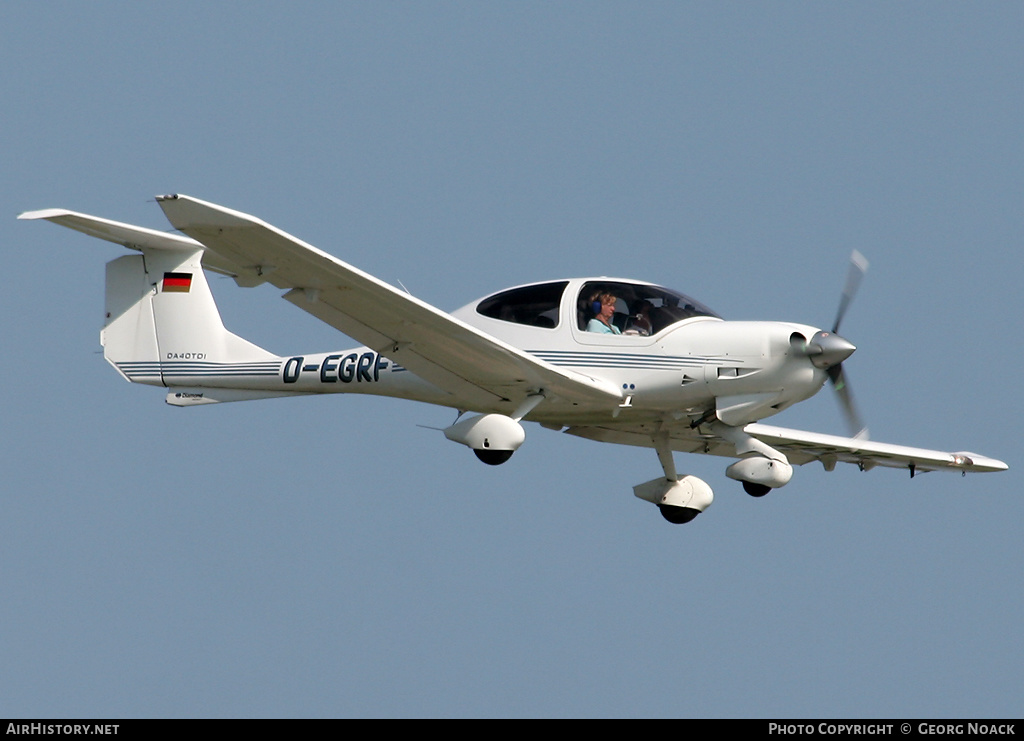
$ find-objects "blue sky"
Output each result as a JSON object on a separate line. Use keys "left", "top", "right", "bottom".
{"left": 2, "top": 2, "right": 1021, "bottom": 718}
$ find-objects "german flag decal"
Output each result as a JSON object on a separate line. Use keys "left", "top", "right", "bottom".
{"left": 163, "top": 272, "right": 192, "bottom": 293}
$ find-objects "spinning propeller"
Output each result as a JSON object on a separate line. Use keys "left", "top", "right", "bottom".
{"left": 802, "top": 250, "right": 870, "bottom": 439}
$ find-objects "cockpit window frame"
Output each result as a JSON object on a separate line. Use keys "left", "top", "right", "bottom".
{"left": 475, "top": 280, "right": 569, "bottom": 330}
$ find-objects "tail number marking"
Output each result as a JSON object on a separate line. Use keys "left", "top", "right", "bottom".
{"left": 283, "top": 353, "right": 389, "bottom": 384}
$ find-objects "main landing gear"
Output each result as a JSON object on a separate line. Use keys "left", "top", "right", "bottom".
{"left": 742, "top": 481, "right": 771, "bottom": 498}
{"left": 635, "top": 423, "right": 795, "bottom": 523}
{"left": 632, "top": 431, "right": 714, "bottom": 524}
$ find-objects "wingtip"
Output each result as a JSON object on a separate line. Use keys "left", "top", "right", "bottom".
{"left": 953, "top": 451, "right": 1009, "bottom": 472}
{"left": 18, "top": 208, "right": 69, "bottom": 221}
{"left": 157, "top": 193, "right": 262, "bottom": 231}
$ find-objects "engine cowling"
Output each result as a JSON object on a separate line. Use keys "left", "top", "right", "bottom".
{"left": 443, "top": 413, "right": 526, "bottom": 465}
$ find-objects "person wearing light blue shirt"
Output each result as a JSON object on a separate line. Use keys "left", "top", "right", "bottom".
{"left": 587, "top": 292, "right": 622, "bottom": 334}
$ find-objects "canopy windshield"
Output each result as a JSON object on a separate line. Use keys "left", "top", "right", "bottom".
{"left": 578, "top": 281, "right": 720, "bottom": 335}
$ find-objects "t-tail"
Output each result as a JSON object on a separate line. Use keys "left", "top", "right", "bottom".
{"left": 20, "top": 208, "right": 294, "bottom": 406}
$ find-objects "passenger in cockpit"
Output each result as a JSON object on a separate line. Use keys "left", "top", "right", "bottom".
{"left": 587, "top": 292, "right": 622, "bottom": 334}
{"left": 625, "top": 299, "right": 654, "bottom": 336}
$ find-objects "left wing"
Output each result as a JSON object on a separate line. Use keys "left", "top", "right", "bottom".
{"left": 566, "top": 421, "right": 1007, "bottom": 475}
{"left": 154, "top": 194, "right": 622, "bottom": 412}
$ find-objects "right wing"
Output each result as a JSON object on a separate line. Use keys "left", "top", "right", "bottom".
{"left": 744, "top": 423, "right": 1008, "bottom": 474}
{"left": 155, "top": 194, "right": 622, "bottom": 412}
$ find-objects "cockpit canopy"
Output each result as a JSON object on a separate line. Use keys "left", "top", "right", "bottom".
{"left": 476, "top": 281, "right": 567, "bottom": 329}
{"left": 576, "top": 280, "right": 720, "bottom": 335}
{"left": 474, "top": 279, "right": 719, "bottom": 336}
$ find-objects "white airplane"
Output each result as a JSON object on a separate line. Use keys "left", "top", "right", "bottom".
{"left": 21, "top": 195, "right": 1007, "bottom": 524}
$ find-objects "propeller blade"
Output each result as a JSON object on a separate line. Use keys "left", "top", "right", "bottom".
{"left": 827, "top": 363, "right": 868, "bottom": 440}
{"left": 832, "top": 249, "right": 869, "bottom": 334}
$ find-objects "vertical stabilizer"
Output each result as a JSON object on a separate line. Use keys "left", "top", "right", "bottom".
{"left": 102, "top": 246, "right": 276, "bottom": 386}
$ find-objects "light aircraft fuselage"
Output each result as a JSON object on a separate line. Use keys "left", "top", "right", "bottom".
{"left": 20, "top": 195, "right": 1006, "bottom": 524}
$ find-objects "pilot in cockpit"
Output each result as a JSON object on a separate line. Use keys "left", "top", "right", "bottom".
{"left": 586, "top": 292, "right": 622, "bottom": 334}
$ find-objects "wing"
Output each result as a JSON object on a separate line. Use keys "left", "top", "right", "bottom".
{"left": 565, "top": 421, "right": 1007, "bottom": 474}
{"left": 154, "top": 194, "right": 621, "bottom": 412}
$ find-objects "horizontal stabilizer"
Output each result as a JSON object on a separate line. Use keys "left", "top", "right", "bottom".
{"left": 19, "top": 208, "right": 242, "bottom": 278}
